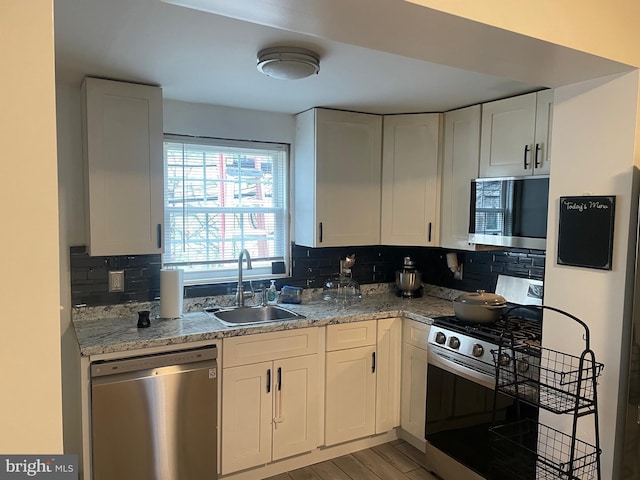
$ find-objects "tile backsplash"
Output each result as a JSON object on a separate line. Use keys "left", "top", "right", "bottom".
{"left": 70, "top": 246, "right": 162, "bottom": 306}
{"left": 70, "top": 244, "right": 545, "bottom": 307}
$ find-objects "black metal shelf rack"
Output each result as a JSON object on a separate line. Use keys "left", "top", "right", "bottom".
{"left": 490, "top": 305, "right": 604, "bottom": 480}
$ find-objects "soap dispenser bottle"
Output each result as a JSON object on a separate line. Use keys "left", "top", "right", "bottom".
{"left": 267, "top": 280, "right": 278, "bottom": 304}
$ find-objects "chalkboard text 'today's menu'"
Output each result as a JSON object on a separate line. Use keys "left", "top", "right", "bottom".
{"left": 558, "top": 195, "right": 615, "bottom": 270}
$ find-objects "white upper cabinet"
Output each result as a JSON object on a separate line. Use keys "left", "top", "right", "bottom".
{"left": 479, "top": 90, "right": 553, "bottom": 177}
{"left": 82, "top": 77, "right": 164, "bottom": 256}
{"left": 440, "top": 105, "right": 481, "bottom": 250}
{"left": 533, "top": 89, "right": 554, "bottom": 175}
{"left": 381, "top": 114, "right": 441, "bottom": 246}
{"left": 295, "top": 108, "right": 382, "bottom": 247}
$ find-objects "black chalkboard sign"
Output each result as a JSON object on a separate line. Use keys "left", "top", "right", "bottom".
{"left": 557, "top": 196, "right": 615, "bottom": 270}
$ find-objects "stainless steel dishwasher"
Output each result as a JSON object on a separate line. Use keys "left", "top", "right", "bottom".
{"left": 90, "top": 346, "right": 218, "bottom": 480}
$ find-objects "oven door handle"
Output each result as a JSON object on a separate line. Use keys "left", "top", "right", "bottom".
{"left": 427, "top": 347, "right": 496, "bottom": 390}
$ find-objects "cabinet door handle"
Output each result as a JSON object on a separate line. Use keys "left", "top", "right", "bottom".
{"left": 274, "top": 367, "right": 283, "bottom": 425}
{"left": 534, "top": 143, "right": 542, "bottom": 168}
{"left": 319, "top": 222, "right": 323, "bottom": 243}
{"left": 372, "top": 352, "right": 376, "bottom": 374}
{"left": 157, "top": 224, "right": 162, "bottom": 249}
{"left": 266, "top": 368, "right": 271, "bottom": 393}
{"left": 523, "top": 145, "right": 530, "bottom": 170}
{"left": 428, "top": 222, "right": 432, "bottom": 243}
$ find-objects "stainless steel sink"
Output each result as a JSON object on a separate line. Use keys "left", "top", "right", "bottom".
{"left": 204, "top": 305, "right": 305, "bottom": 326}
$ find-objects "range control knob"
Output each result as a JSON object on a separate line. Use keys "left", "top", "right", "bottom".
{"left": 435, "top": 332, "right": 446, "bottom": 345}
{"left": 472, "top": 344, "right": 484, "bottom": 357}
{"left": 498, "top": 352, "right": 512, "bottom": 366}
{"left": 448, "top": 337, "right": 461, "bottom": 350}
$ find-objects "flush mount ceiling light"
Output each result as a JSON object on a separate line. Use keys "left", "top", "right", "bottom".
{"left": 257, "top": 46, "right": 320, "bottom": 80}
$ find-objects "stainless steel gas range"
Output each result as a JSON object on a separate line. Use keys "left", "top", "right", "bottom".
{"left": 424, "top": 275, "right": 543, "bottom": 480}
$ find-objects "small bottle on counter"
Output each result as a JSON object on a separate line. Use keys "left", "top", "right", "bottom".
{"left": 267, "top": 280, "right": 278, "bottom": 304}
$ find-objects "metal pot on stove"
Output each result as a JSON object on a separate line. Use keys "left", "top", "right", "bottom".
{"left": 452, "top": 289, "right": 506, "bottom": 323}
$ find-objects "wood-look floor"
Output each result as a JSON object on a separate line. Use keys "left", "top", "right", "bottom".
{"left": 265, "top": 440, "right": 439, "bottom": 480}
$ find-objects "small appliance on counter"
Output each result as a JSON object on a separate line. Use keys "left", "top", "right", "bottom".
{"left": 323, "top": 254, "right": 362, "bottom": 305}
{"left": 395, "top": 256, "right": 423, "bottom": 298}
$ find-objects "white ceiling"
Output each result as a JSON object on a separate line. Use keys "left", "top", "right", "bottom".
{"left": 53, "top": 0, "right": 631, "bottom": 115}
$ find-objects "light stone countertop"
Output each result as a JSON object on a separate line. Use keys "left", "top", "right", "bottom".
{"left": 72, "top": 284, "right": 458, "bottom": 357}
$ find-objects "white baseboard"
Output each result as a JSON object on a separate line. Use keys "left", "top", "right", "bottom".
{"left": 397, "top": 429, "right": 426, "bottom": 452}
{"left": 220, "top": 430, "right": 399, "bottom": 480}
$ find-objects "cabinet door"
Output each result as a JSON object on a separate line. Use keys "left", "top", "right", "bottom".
{"left": 325, "top": 345, "right": 376, "bottom": 446}
{"left": 82, "top": 77, "right": 163, "bottom": 256}
{"left": 293, "top": 109, "right": 318, "bottom": 248}
{"left": 295, "top": 108, "right": 382, "bottom": 247}
{"left": 440, "top": 105, "right": 481, "bottom": 250}
{"left": 317, "top": 109, "right": 382, "bottom": 246}
{"left": 272, "top": 355, "right": 319, "bottom": 461}
{"left": 479, "top": 93, "right": 536, "bottom": 177}
{"left": 375, "top": 318, "right": 402, "bottom": 434}
{"left": 381, "top": 114, "right": 441, "bottom": 246}
{"left": 400, "top": 343, "right": 428, "bottom": 440}
{"left": 533, "top": 89, "right": 554, "bottom": 175}
{"left": 221, "top": 362, "right": 273, "bottom": 474}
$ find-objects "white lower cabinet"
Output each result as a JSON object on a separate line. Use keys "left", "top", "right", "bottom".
{"left": 400, "top": 319, "right": 430, "bottom": 442}
{"left": 221, "top": 328, "right": 320, "bottom": 474}
{"left": 325, "top": 345, "right": 377, "bottom": 445}
{"left": 375, "top": 318, "right": 402, "bottom": 434}
{"left": 272, "top": 355, "right": 319, "bottom": 461}
{"left": 221, "top": 361, "right": 273, "bottom": 473}
{"left": 325, "top": 319, "right": 401, "bottom": 446}
{"left": 221, "top": 320, "right": 406, "bottom": 474}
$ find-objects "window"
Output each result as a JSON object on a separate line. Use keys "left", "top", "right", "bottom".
{"left": 163, "top": 135, "right": 289, "bottom": 284}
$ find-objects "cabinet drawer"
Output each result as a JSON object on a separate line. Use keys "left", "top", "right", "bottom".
{"left": 402, "top": 319, "right": 430, "bottom": 350}
{"left": 326, "top": 320, "right": 377, "bottom": 351}
{"left": 223, "top": 327, "right": 319, "bottom": 367}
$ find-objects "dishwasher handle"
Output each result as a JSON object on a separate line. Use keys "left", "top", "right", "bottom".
{"left": 91, "top": 346, "right": 218, "bottom": 378}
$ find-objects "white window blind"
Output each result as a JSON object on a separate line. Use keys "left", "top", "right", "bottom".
{"left": 163, "top": 135, "right": 289, "bottom": 284}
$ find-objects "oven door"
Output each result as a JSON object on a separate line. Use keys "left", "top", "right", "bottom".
{"left": 425, "top": 348, "right": 537, "bottom": 480}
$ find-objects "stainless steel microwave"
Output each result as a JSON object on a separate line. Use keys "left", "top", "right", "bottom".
{"left": 468, "top": 176, "right": 549, "bottom": 250}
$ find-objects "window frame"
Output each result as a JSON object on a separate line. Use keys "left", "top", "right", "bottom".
{"left": 163, "top": 134, "right": 291, "bottom": 286}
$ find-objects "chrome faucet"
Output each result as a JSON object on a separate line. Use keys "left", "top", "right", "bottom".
{"left": 236, "top": 249, "right": 253, "bottom": 307}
